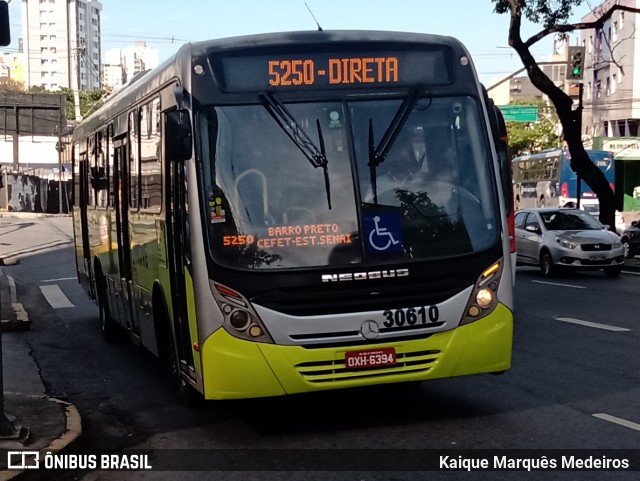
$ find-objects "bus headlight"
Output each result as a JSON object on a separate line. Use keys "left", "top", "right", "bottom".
{"left": 476, "top": 288, "right": 493, "bottom": 308}
{"left": 211, "top": 282, "right": 274, "bottom": 343}
{"left": 460, "top": 259, "right": 503, "bottom": 325}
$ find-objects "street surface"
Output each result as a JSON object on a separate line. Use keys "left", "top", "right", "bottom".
{"left": 1, "top": 215, "right": 640, "bottom": 480}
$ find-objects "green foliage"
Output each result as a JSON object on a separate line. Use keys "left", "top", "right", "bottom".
{"left": 505, "top": 99, "right": 561, "bottom": 156}
{"left": 492, "top": 0, "right": 584, "bottom": 28}
{"left": 57, "top": 88, "right": 105, "bottom": 120}
{"left": 53, "top": 87, "right": 105, "bottom": 119}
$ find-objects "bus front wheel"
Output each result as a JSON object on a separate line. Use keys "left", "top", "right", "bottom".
{"left": 154, "top": 299, "right": 203, "bottom": 407}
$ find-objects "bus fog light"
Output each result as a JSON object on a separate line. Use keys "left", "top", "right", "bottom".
{"left": 229, "top": 310, "right": 251, "bottom": 331}
{"left": 476, "top": 289, "right": 493, "bottom": 308}
{"left": 468, "top": 305, "right": 481, "bottom": 317}
{"left": 248, "top": 325, "right": 263, "bottom": 338}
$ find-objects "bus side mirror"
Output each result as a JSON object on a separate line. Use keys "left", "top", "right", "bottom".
{"left": 166, "top": 109, "right": 192, "bottom": 161}
{"left": 0, "top": 1, "right": 10, "bottom": 47}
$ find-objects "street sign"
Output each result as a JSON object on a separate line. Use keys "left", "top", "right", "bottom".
{"left": 497, "top": 104, "right": 539, "bottom": 122}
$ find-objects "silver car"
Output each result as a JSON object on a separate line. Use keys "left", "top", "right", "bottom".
{"left": 515, "top": 208, "right": 625, "bottom": 277}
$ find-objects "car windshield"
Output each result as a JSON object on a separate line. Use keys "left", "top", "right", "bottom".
{"left": 197, "top": 96, "right": 499, "bottom": 270}
{"left": 540, "top": 210, "right": 604, "bottom": 231}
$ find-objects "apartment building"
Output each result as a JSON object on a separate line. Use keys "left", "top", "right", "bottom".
{"left": 580, "top": 0, "right": 640, "bottom": 212}
{"left": 102, "top": 41, "right": 158, "bottom": 92}
{"left": 22, "top": 0, "right": 102, "bottom": 91}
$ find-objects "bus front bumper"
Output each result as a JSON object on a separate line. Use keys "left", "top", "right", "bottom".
{"left": 199, "top": 304, "right": 513, "bottom": 400}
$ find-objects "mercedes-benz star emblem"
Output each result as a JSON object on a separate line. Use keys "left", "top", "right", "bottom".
{"left": 360, "top": 320, "right": 380, "bottom": 340}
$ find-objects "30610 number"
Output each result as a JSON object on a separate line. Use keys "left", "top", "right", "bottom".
{"left": 383, "top": 306, "right": 439, "bottom": 328}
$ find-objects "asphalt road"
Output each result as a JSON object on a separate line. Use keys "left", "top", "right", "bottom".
{"left": 3, "top": 216, "right": 640, "bottom": 481}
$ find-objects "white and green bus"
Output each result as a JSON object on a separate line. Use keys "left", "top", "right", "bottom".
{"left": 72, "top": 30, "right": 515, "bottom": 401}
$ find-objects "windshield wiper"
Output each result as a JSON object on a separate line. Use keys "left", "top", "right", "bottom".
{"left": 367, "top": 84, "right": 424, "bottom": 204}
{"left": 260, "top": 90, "right": 332, "bottom": 209}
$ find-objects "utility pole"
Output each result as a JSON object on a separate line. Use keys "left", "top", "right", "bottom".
{"left": 72, "top": 47, "right": 82, "bottom": 122}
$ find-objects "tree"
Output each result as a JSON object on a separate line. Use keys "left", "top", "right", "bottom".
{"left": 492, "top": 0, "right": 640, "bottom": 230}
{"left": 58, "top": 88, "right": 105, "bottom": 120}
{"left": 506, "top": 99, "right": 561, "bottom": 156}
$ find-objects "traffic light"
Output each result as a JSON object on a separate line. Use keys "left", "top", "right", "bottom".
{"left": 566, "top": 46, "right": 586, "bottom": 80}
{"left": 0, "top": 1, "right": 10, "bottom": 47}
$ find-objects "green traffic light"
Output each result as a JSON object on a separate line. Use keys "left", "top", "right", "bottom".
{"left": 573, "top": 67, "right": 581, "bottom": 75}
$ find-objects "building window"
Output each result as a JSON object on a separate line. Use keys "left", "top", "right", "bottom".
{"left": 606, "top": 77, "right": 610, "bottom": 96}
{"left": 620, "top": 11, "right": 625, "bottom": 29}
{"left": 618, "top": 66, "right": 623, "bottom": 83}
{"left": 611, "top": 74, "right": 617, "bottom": 93}
{"left": 613, "top": 21, "right": 618, "bottom": 42}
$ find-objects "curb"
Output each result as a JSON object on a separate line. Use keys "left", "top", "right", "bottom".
{"left": 0, "top": 275, "right": 30, "bottom": 332}
{"left": 0, "top": 240, "right": 73, "bottom": 267}
{"left": 0, "top": 397, "right": 82, "bottom": 481}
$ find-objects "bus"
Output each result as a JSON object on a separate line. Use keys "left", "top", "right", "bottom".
{"left": 72, "top": 31, "right": 515, "bottom": 402}
{"left": 512, "top": 148, "right": 615, "bottom": 210}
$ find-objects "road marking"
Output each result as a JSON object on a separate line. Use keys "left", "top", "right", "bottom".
{"left": 531, "top": 280, "right": 586, "bottom": 289}
{"left": 593, "top": 413, "right": 640, "bottom": 432}
{"left": 622, "top": 269, "right": 640, "bottom": 276}
{"left": 39, "top": 277, "right": 77, "bottom": 283}
{"left": 39, "top": 284, "right": 75, "bottom": 309}
{"left": 556, "top": 317, "right": 629, "bottom": 332}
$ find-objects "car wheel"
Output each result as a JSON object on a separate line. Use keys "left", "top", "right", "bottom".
{"left": 539, "top": 250, "right": 555, "bottom": 277}
{"left": 604, "top": 266, "right": 622, "bottom": 277}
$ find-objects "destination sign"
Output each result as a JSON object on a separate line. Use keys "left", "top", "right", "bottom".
{"left": 268, "top": 57, "right": 399, "bottom": 87}
{"left": 222, "top": 223, "right": 353, "bottom": 249}
{"left": 215, "top": 46, "right": 454, "bottom": 91}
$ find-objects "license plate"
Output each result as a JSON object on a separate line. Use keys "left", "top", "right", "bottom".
{"left": 590, "top": 255, "right": 606, "bottom": 260}
{"left": 345, "top": 347, "right": 396, "bottom": 369}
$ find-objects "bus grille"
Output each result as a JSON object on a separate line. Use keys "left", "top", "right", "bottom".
{"left": 294, "top": 349, "right": 441, "bottom": 383}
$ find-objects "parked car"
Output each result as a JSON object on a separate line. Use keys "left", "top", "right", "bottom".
{"left": 514, "top": 208, "right": 625, "bottom": 277}
{"left": 620, "top": 220, "right": 640, "bottom": 259}
{"left": 561, "top": 201, "right": 625, "bottom": 234}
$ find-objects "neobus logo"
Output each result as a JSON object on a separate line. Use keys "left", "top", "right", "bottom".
{"left": 321, "top": 269, "right": 409, "bottom": 283}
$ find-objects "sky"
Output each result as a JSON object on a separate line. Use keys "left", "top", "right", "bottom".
{"left": 6, "top": 0, "right": 596, "bottom": 87}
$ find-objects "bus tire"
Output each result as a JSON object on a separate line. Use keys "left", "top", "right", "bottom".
{"left": 95, "top": 268, "right": 120, "bottom": 342}
{"left": 153, "top": 291, "right": 203, "bottom": 407}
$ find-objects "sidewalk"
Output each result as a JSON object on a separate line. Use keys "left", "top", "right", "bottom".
{"left": 0, "top": 268, "right": 81, "bottom": 480}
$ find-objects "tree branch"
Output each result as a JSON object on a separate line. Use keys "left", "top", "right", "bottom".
{"left": 524, "top": 4, "right": 640, "bottom": 48}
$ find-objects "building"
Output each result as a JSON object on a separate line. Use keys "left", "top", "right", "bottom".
{"left": 0, "top": 49, "right": 26, "bottom": 86}
{"left": 102, "top": 41, "right": 158, "bottom": 92}
{"left": 580, "top": 0, "right": 640, "bottom": 212}
{"left": 21, "top": 0, "right": 102, "bottom": 91}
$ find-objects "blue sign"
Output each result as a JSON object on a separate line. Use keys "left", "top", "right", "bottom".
{"left": 364, "top": 213, "right": 403, "bottom": 253}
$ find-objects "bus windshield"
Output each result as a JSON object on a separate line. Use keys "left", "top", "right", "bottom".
{"left": 198, "top": 95, "right": 499, "bottom": 270}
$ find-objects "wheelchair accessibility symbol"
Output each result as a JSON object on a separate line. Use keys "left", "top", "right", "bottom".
{"left": 364, "top": 213, "right": 403, "bottom": 253}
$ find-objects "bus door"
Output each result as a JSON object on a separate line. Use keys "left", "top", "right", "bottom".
{"left": 165, "top": 130, "right": 195, "bottom": 374}
{"left": 113, "top": 137, "right": 137, "bottom": 332}
{"left": 76, "top": 148, "right": 94, "bottom": 298}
